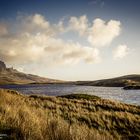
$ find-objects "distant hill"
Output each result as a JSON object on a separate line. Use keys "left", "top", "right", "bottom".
{"left": 1, "top": 60, "right": 140, "bottom": 87}
{"left": 76, "top": 75, "right": 140, "bottom": 87}
{"left": 0, "top": 61, "right": 61, "bottom": 84}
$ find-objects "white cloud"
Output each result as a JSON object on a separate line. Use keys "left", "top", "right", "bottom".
{"left": 69, "top": 15, "right": 89, "bottom": 36}
{"left": 32, "top": 14, "right": 65, "bottom": 34}
{"left": 19, "top": 14, "right": 64, "bottom": 36}
{"left": 113, "top": 44, "right": 130, "bottom": 59}
{"left": 88, "top": 18, "right": 121, "bottom": 47}
{"left": 22, "top": 14, "right": 50, "bottom": 31}
{"left": 68, "top": 16, "right": 121, "bottom": 47}
{"left": 45, "top": 38, "right": 101, "bottom": 65}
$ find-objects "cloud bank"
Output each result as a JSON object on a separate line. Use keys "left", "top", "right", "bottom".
{"left": 0, "top": 14, "right": 123, "bottom": 70}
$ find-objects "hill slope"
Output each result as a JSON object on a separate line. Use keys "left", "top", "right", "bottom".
{"left": 0, "top": 89, "right": 140, "bottom": 140}
{"left": 0, "top": 61, "right": 60, "bottom": 84}
{"left": 76, "top": 75, "right": 140, "bottom": 87}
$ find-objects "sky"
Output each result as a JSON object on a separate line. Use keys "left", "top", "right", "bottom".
{"left": 0, "top": 0, "right": 140, "bottom": 80}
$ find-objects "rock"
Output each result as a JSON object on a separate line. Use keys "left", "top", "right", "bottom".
{"left": 0, "top": 61, "right": 6, "bottom": 71}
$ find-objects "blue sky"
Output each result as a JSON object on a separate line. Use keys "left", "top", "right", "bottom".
{"left": 1, "top": 0, "right": 140, "bottom": 19}
{"left": 0, "top": 0, "right": 140, "bottom": 80}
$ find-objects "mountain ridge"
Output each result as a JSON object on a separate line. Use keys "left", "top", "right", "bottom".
{"left": 0, "top": 60, "right": 140, "bottom": 87}
{"left": 0, "top": 61, "right": 61, "bottom": 84}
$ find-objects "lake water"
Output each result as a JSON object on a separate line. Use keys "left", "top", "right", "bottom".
{"left": 0, "top": 84, "right": 140, "bottom": 106}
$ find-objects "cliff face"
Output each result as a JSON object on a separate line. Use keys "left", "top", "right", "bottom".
{"left": 0, "top": 60, "right": 61, "bottom": 84}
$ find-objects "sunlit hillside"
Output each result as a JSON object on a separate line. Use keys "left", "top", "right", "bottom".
{"left": 0, "top": 89, "right": 140, "bottom": 140}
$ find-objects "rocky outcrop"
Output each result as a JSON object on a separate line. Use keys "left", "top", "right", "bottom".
{"left": 0, "top": 61, "right": 6, "bottom": 71}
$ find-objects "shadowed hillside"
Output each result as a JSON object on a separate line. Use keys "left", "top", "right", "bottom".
{"left": 76, "top": 75, "right": 140, "bottom": 87}
{"left": 0, "top": 89, "right": 140, "bottom": 140}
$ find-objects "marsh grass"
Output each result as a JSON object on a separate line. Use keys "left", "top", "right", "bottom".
{"left": 0, "top": 89, "right": 140, "bottom": 140}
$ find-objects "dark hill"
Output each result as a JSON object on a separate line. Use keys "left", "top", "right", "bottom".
{"left": 76, "top": 75, "right": 140, "bottom": 87}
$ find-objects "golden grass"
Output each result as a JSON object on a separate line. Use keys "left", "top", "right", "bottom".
{"left": 0, "top": 89, "right": 140, "bottom": 140}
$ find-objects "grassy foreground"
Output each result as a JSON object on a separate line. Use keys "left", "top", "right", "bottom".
{"left": 0, "top": 89, "right": 140, "bottom": 140}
